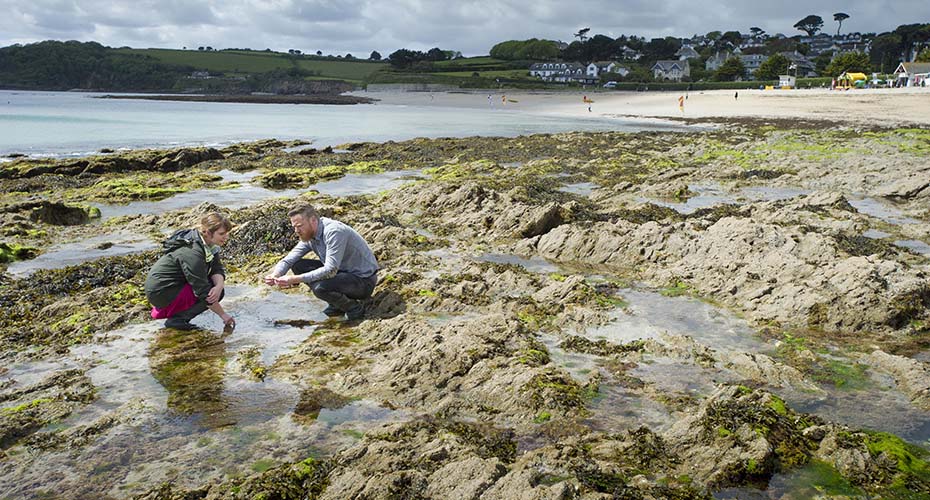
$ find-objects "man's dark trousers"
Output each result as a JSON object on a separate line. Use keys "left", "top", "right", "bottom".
{"left": 292, "top": 259, "right": 377, "bottom": 314}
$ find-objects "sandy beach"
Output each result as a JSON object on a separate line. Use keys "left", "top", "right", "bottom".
{"left": 357, "top": 86, "right": 930, "bottom": 127}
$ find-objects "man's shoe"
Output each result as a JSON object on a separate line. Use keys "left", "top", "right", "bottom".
{"left": 345, "top": 302, "right": 366, "bottom": 321}
{"left": 165, "top": 317, "right": 197, "bottom": 330}
{"left": 322, "top": 305, "right": 345, "bottom": 317}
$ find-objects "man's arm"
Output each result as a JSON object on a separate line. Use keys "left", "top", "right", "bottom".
{"left": 265, "top": 241, "right": 313, "bottom": 284}
{"left": 297, "top": 229, "right": 346, "bottom": 283}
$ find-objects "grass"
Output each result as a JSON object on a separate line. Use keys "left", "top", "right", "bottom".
{"left": 114, "top": 48, "right": 386, "bottom": 81}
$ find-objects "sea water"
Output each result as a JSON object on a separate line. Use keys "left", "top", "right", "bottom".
{"left": 0, "top": 90, "right": 688, "bottom": 159}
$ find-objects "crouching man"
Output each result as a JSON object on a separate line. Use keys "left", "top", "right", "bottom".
{"left": 264, "top": 205, "right": 378, "bottom": 321}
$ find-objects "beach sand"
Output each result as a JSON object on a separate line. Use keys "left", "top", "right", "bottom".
{"left": 355, "top": 87, "right": 930, "bottom": 127}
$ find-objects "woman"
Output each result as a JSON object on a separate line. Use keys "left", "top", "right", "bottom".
{"left": 144, "top": 212, "right": 236, "bottom": 331}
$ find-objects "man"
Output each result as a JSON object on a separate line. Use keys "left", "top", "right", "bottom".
{"left": 264, "top": 205, "right": 378, "bottom": 320}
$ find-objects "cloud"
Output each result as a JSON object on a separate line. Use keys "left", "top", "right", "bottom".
{"left": 0, "top": 0, "right": 928, "bottom": 55}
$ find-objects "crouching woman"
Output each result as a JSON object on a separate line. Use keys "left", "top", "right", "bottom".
{"left": 144, "top": 212, "right": 236, "bottom": 331}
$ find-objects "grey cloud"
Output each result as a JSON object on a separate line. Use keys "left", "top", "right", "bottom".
{"left": 1, "top": 0, "right": 928, "bottom": 56}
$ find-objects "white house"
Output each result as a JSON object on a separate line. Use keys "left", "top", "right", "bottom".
{"left": 586, "top": 61, "right": 616, "bottom": 77}
{"left": 618, "top": 46, "right": 642, "bottom": 61}
{"left": 705, "top": 51, "right": 731, "bottom": 71}
{"left": 894, "top": 62, "right": 930, "bottom": 87}
{"left": 675, "top": 46, "right": 700, "bottom": 60}
{"left": 739, "top": 54, "right": 768, "bottom": 78}
{"left": 529, "top": 62, "right": 596, "bottom": 84}
{"left": 652, "top": 60, "right": 690, "bottom": 81}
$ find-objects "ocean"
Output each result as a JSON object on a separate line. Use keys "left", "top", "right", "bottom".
{"left": 0, "top": 90, "right": 685, "bottom": 159}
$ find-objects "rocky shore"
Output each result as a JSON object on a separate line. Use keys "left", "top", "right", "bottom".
{"left": 1, "top": 124, "right": 929, "bottom": 498}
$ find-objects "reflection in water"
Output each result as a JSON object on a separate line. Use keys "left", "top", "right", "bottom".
{"left": 848, "top": 196, "right": 921, "bottom": 226}
{"left": 895, "top": 239, "right": 930, "bottom": 255}
{"left": 6, "top": 231, "right": 159, "bottom": 278}
{"left": 149, "top": 328, "right": 231, "bottom": 428}
{"left": 714, "top": 460, "right": 864, "bottom": 499}
{"left": 558, "top": 182, "right": 598, "bottom": 196}
{"left": 474, "top": 252, "right": 562, "bottom": 274}
{"left": 95, "top": 170, "right": 421, "bottom": 220}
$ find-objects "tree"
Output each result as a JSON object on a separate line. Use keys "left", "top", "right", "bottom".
{"left": 388, "top": 48, "right": 423, "bottom": 68}
{"left": 715, "top": 57, "right": 746, "bottom": 81}
{"left": 794, "top": 15, "right": 824, "bottom": 37}
{"left": 720, "top": 31, "right": 743, "bottom": 49}
{"left": 813, "top": 52, "right": 833, "bottom": 74}
{"left": 369, "top": 50, "right": 382, "bottom": 61}
{"left": 425, "top": 47, "right": 447, "bottom": 61}
{"left": 825, "top": 51, "right": 870, "bottom": 76}
{"left": 642, "top": 37, "right": 680, "bottom": 63}
{"left": 834, "top": 13, "right": 850, "bottom": 36}
{"left": 316, "top": 50, "right": 322, "bottom": 56}
{"left": 574, "top": 28, "right": 590, "bottom": 42}
{"left": 754, "top": 53, "right": 790, "bottom": 80}
{"left": 917, "top": 48, "right": 930, "bottom": 62}
{"left": 749, "top": 27, "right": 766, "bottom": 41}
{"left": 870, "top": 33, "right": 902, "bottom": 73}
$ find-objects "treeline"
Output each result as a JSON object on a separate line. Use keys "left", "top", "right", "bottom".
{"left": 489, "top": 39, "right": 560, "bottom": 60}
{"left": 0, "top": 40, "right": 188, "bottom": 90}
{"left": 387, "top": 47, "right": 462, "bottom": 69}
{"left": 0, "top": 40, "right": 355, "bottom": 93}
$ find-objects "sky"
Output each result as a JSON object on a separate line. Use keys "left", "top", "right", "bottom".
{"left": 0, "top": 0, "right": 927, "bottom": 57}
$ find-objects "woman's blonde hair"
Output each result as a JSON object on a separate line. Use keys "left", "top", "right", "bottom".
{"left": 199, "top": 212, "right": 233, "bottom": 234}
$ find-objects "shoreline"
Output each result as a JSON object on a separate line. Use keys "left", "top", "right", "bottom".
{"left": 355, "top": 87, "right": 930, "bottom": 127}
{"left": 97, "top": 93, "right": 377, "bottom": 105}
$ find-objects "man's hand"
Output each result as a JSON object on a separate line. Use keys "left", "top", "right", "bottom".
{"left": 263, "top": 274, "right": 279, "bottom": 286}
{"left": 206, "top": 284, "right": 223, "bottom": 304}
{"left": 273, "top": 275, "right": 301, "bottom": 288}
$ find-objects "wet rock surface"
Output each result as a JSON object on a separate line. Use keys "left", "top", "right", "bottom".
{"left": 2, "top": 126, "right": 930, "bottom": 498}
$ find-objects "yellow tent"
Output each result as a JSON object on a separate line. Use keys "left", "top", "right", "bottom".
{"left": 836, "top": 72, "right": 867, "bottom": 89}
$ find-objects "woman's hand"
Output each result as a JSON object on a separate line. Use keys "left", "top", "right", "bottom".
{"left": 207, "top": 284, "right": 224, "bottom": 304}
{"left": 221, "top": 313, "right": 236, "bottom": 332}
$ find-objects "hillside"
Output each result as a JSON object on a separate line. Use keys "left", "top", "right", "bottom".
{"left": 0, "top": 41, "right": 387, "bottom": 93}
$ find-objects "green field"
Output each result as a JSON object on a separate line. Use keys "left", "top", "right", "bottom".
{"left": 432, "top": 69, "right": 532, "bottom": 79}
{"left": 114, "top": 48, "right": 386, "bottom": 82}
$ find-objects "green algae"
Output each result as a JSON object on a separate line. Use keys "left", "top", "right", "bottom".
{"left": 772, "top": 459, "right": 865, "bottom": 497}
{"left": 257, "top": 160, "right": 389, "bottom": 189}
{"left": 847, "top": 431, "right": 930, "bottom": 497}
{"left": 1, "top": 398, "right": 54, "bottom": 415}
{"left": 0, "top": 242, "right": 38, "bottom": 263}
{"left": 251, "top": 459, "right": 277, "bottom": 473}
{"left": 660, "top": 280, "right": 692, "bottom": 298}
{"left": 533, "top": 411, "right": 552, "bottom": 423}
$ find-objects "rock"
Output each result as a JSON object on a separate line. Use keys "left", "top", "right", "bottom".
{"left": 29, "top": 201, "right": 90, "bottom": 226}
{"left": 865, "top": 350, "right": 930, "bottom": 410}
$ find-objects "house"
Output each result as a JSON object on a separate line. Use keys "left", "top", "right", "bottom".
{"left": 530, "top": 62, "right": 574, "bottom": 78}
{"left": 675, "top": 46, "right": 700, "bottom": 60}
{"left": 586, "top": 61, "right": 616, "bottom": 77}
{"left": 780, "top": 51, "right": 817, "bottom": 77}
{"left": 652, "top": 60, "right": 690, "bottom": 81}
{"left": 739, "top": 54, "right": 768, "bottom": 78}
{"left": 894, "top": 62, "right": 930, "bottom": 87}
{"left": 618, "top": 46, "right": 642, "bottom": 61}
{"left": 705, "top": 51, "right": 731, "bottom": 71}
{"left": 587, "top": 61, "right": 629, "bottom": 78}
{"left": 529, "top": 62, "right": 596, "bottom": 84}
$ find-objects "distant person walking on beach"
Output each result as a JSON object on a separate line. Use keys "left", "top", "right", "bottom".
{"left": 501, "top": 94, "right": 507, "bottom": 105}
{"left": 734, "top": 91, "right": 739, "bottom": 100}
{"left": 488, "top": 94, "right": 492, "bottom": 106}
{"left": 264, "top": 204, "right": 378, "bottom": 321}
{"left": 145, "top": 212, "right": 235, "bottom": 331}
{"left": 678, "top": 95, "right": 685, "bottom": 113}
